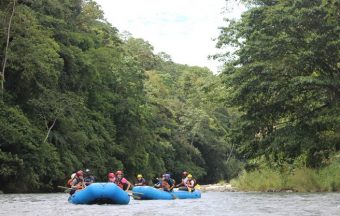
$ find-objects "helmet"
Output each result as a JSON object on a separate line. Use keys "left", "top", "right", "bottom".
{"left": 182, "top": 171, "right": 188, "bottom": 177}
{"left": 108, "top": 172, "right": 115, "bottom": 178}
{"left": 163, "top": 174, "right": 170, "bottom": 179}
{"left": 85, "top": 168, "right": 90, "bottom": 173}
{"left": 137, "top": 174, "right": 143, "bottom": 178}
{"left": 116, "top": 170, "right": 123, "bottom": 175}
{"left": 76, "top": 170, "right": 83, "bottom": 177}
{"left": 71, "top": 173, "right": 76, "bottom": 179}
{"left": 187, "top": 174, "right": 193, "bottom": 178}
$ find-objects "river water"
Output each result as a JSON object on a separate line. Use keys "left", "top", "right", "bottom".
{"left": 1, "top": 192, "right": 339, "bottom": 216}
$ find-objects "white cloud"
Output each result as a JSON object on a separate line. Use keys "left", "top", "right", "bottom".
{"left": 94, "top": 0, "right": 246, "bottom": 73}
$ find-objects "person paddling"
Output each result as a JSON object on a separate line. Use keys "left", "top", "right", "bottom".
{"left": 176, "top": 171, "right": 189, "bottom": 189}
{"left": 185, "top": 174, "right": 196, "bottom": 192}
{"left": 135, "top": 174, "right": 147, "bottom": 186}
{"left": 69, "top": 170, "right": 86, "bottom": 195}
{"left": 67, "top": 173, "right": 76, "bottom": 188}
{"left": 84, "top": 169, "right": 95, "bottom": 186}
{"left": 155, "top": 173, "right": 175, "bottom": 192}
{"left": 114, "top": 170, "right": 132, "bottom": 191}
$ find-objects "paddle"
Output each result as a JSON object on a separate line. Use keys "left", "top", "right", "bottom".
{"left": 127, "top": 191, "right": 143, "bottom": 196}
{"left": 170, "top": 193, "right": 177, "bottom": 199}
{"left": 128, "top": 191, "right": 143, "bottom": 200}
{"left": 164, "top": 188, "right": 177, "bottom": 199}
{"left": 57, "top": 186, "right": 72, "bottom": 193}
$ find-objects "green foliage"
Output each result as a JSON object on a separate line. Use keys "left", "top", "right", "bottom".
{"left": 0, "top": 0, "right": 235, "bottom": 192}
{"left": 217, "top": 0, "right": 340, "bottom": 169}
{"left": 0, "top": 103, "right": 62, "bottom": 192}
{"left": 231, "top": 168, "right": 285, "bottom": 192}
{"left": 1, "top": 0, "right": 338, "bottom": 193}
{"left": 232, "top": 155, "right": 340, "bottom": 192}
{"left": 287, "top": 168, "right": 321, "bottom": 192}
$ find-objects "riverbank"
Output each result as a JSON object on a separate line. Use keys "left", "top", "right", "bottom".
{"left": 200, "top": 183, "right": 299, "bottom": 193}
{"left": 230, "top": 161, "right": 340, "bottom": 192}
{"left": 200, "top": 183, "right": 238, "bottom": 192}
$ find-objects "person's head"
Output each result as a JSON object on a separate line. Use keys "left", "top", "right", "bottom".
{"left": 76, "top": 170, "right": 84, "bottom": 179}
{"left": 137, "top": 174, "right": 142, "bottom": 179}
{"left": 108, "top": 172, "right": 115, "bottom": 182}
{"left": 187, "top": 174, "right": 192, "bottom": 179}
{"left": 163, "top": 173, "right": 170, "bottom": 180}
{"left": 84, "top": 168, "right": 91, "bottom": 177}
{"left": 116, "top": 170, "right": 123, "bottom": 179}
{"left": 71, "top": 173, "right": 76, "bottom": 179}
{"left": 182, "top": 171, "right": 188, "bottom": 177}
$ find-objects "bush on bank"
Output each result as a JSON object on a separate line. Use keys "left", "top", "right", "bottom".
{"left": 231, "top": 156, "right": 340, "bottom": 192}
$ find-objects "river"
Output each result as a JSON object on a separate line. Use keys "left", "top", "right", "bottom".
{"left": 1, "top": 192, "right": 339, "bottom": 215}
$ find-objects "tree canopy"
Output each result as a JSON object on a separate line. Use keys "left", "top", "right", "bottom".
{"left": 217, "top": 0, "right": 339, "bottom": 169}
{"left": 0, "top": 0, "right": 338, "bottom": 193}
{"left": 0, "top": 0, "right": 233, "bottom": 192}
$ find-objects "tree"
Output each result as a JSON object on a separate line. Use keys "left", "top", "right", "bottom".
{"left": 0, "top": 0, "right": 16, "bottom": 100}
{"left": 217, "top": 0, "right": 340, "bottom": 168}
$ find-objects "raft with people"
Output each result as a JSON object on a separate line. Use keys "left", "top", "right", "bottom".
{"left": 68, "top": 182, "right": 130, "bottom": 204}
{"left": 132, "top": 186, "right": 201, "bottom": 200}
{"left": 67, "top": 170, "right": 131, "bottom": 205}
{"left": 66, "top": 169, "right": 200, "bottom": 204}
{"left": 132, "top": 172, "right": 201, "bottom": 200}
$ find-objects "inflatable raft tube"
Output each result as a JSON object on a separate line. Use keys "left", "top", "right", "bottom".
{"left": 68, "top": 183, "right": 130, "bottom": 204}
{"left": 132, "top": 186, "right": 201, "bottom": 200}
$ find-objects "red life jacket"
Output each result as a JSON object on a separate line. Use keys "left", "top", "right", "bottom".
{"left": 67, "top": 179, "right": 73, "bottom": 187}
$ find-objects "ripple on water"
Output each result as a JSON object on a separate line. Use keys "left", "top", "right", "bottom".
{"left": 1, "top": 192, "right": 340, "bottom": 216}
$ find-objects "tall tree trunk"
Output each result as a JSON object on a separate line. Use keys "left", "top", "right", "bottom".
{"left": 44, "top": 118, "right": 57, "bottom": 143}
{"left": 1, "top": 0, "right": 16, "bottom": 101}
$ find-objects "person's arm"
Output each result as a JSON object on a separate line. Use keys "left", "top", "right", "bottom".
{"left": 170, "top": 179, "right": 176, "bottom": 191}
{"left": 81, "top": 180, "right": 87, "bottom": 188}
{"left": 125, "top": 180, "right": 131, "bottom": 191}
{"left": 176, "top": 181, "right": 183, "bottom": 187}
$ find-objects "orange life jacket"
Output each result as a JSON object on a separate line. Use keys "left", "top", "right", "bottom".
{"left": 161, "top": 180, "right": 170, "bottom": 189}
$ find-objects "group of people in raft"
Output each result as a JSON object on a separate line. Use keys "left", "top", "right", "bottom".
{"left": 67, "top": 169, "right": 197, "bottom": 195}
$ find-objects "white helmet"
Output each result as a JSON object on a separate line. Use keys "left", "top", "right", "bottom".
{"left": 71, "top": 173, "right": 76, "bottom": 179}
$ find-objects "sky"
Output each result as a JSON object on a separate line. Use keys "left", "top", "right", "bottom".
{"left": 94, "top": 0, "right": 246, "bottom": 73}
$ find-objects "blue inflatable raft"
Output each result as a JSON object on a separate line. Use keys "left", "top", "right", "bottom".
{"left": 68, "top": 183, "right": 130, "bottom": 204}
{"left": 132, "top": 186, "right": 201, "bottom": 200}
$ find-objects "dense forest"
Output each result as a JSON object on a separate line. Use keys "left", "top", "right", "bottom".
{"left": 0, "top": 0, "right": 338, "bottom": 193}
{"left": 216, "top": 0, "right": 340, "bottom": 191}
{"left": 0, "top": 0, "right": 234, "bottom": 192}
